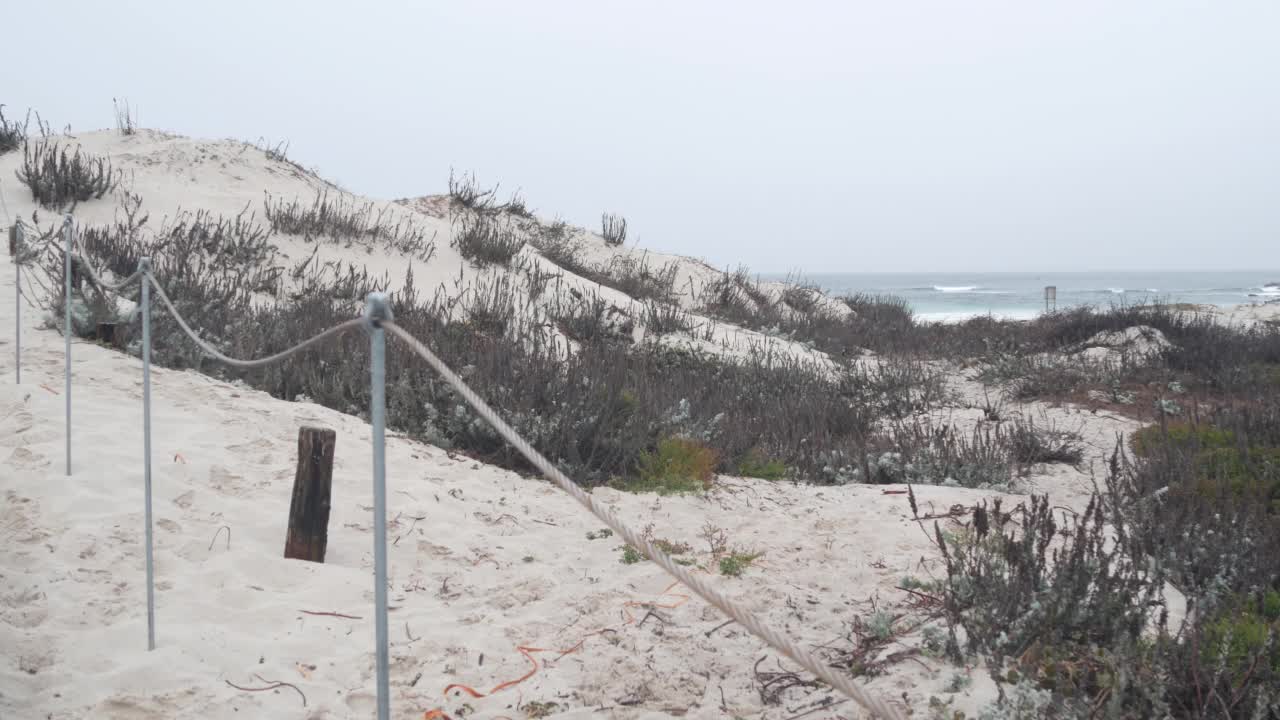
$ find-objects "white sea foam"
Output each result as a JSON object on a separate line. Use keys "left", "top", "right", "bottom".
{"left": 916, "top": 309, "right": 1039, "bottom": 323}
{"left": 933, "top": 285, "right": 979, "bottom": 292}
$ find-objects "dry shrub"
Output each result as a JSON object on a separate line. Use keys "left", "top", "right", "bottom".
{"left": 451, "top": 215, "right": 525, "bottom": 267}
{"left": 601, "top": 212, "right": 627, "bottom": 246}
{"left": 263, "top": 189, "right": 435, "bottom": 260}
{"left": 17, "top": 140, "right": 118, "bottom": 209}
{"left": 1, "top": 105, "right": 28, "bottom": 154}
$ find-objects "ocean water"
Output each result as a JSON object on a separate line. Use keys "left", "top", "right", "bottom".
{"left": 769, "top": 271, "right": 1280, "bottom": 323}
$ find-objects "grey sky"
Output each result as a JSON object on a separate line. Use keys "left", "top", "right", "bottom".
{"left": 5, "top": 1, "right": 1278, "bottom": 272}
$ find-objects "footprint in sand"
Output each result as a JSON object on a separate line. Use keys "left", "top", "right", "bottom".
{"left": 0, "top": 408, "right": 56, "bottom": 447}
{"left": 225, "top": 437, "right": 279, "bottom": 465}
{"left": 1, "top": 492, "right": 50, "bottom": 544}
{"left": 0, "top": 586, "right": 49, "bottom": 628}
{"left": 6, "top": 446, "right": 50, "bottom": 470}
{"left": 208, "top": 465, "right": 246, "bottom": 494}
{"left": 345, "top": 692, "right": 377, "bottom": 714}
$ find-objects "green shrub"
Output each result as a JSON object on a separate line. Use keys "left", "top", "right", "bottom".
{"left": 652, "top": 538, "right": 692, "bottom": 555}
{"left": 735, "top": 449, "right": 788, "bottom": 480}
{"left": 1130, "top": 422, "right": 1237, "bottom": 458}
{"left": 1200, "top": 592, "right": 1280, "bottom": 682}
{"left": 631, "top": 437, "right": 718, "bottom": 494}
{"left": 1192, "top": 447, "right": 1280, "bottom": 511}
{"left": 719, "top": 550, "right": 761, "bottom": 577}
{"left": 1247, "top": 362, "right": 1280, "bottom": 387}
{"left": 620, "top": 546, "right": 643, "bottom": 564}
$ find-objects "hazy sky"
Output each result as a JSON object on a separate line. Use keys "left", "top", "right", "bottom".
{"left": 4, "top": 1, "right": 1278, "bottom": 272}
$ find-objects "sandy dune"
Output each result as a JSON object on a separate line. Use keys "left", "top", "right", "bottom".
{"left": 1, "top": 128, "right": 1141, "bottom": 719}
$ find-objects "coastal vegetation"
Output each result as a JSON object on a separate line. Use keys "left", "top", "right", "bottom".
{"left": 11, "top": 125, "right": 1280, "bottom": 717}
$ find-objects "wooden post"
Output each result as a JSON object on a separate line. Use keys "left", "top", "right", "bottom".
{"left": 7, "top": 224, "right": 15, "bottom": 256}
{"left": 284, "top": 427, "right": 336, "bottom": 562}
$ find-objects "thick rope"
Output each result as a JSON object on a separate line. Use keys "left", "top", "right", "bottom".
{"left": 383, "top": 321, "right": 907, "bottom": 720}
{"left": 144, "top": 271, "right": 363, "bottom": 368}
{"left": 60, "top": 233, "right": 144, "bottom": 293}
{"left": 72, "top": 254, "right": 144, "bottom": 293}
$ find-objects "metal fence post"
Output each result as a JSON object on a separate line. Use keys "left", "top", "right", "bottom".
{"left": 140, "top": 258, "right": 156, "bottom": 650}
{"left": 63, "top": 215, "right": 73, "bottom": 476}
{"left": 14, "top": 224, "right": 20, "bottom": 385}
{"left": 365, "top": 292, "right": 393, "bottom": 720}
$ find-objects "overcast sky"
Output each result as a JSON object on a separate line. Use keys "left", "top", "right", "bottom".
{"left": 4, "top": 1, "right": 1278, "bottom": 272}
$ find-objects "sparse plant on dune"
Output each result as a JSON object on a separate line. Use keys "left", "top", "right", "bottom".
{"left": 113, "top": 97, "right": 136, "bottom": 136}
{"left": 601, "top": 212, "right": 628, "bottom": 246}
{"left": 528, "top": 219, "right": 593, "bottom": 276}
{"left": 1, "top": 105, "right": 28, "bottom": 154}
{"left": 642, "top": 299, "right": 695, "bottom": 336}
{"left": 781, "top": 279, "right": 822, "bottom": 314}
{"left": 599, "top": 254, "right": 679, "bottom": 303}
{"left": 451, "top": 214, "right": 525, "bottom": 267}
{"left": 448, "top": 170, "right": 500, "bottom": 213}
{"left": 457, "top": 274, "right": 521, "bottom": 337}
{"left": 258, "top": 138, "right": 290, "bottom": 163}
{"left": 263, "top": 189, "right": 435, "bottom": 260}
{"left": 700, "top": 267, "right": 773, "bottom": 326}
{"left": 551, "top": 290, "right": 634, "bottom": 345}
{"left": 1007, "top": 418, "right": 1084, "bottom": 467}
{"left": 16, "top": 140, "right": 119, "bottom": 209}
{"left": 504, "top": 189, "right": 534, "bottom": 219}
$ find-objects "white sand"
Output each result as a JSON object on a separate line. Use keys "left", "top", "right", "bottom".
{"left": 0, "top": 128, "right": 1143, "bottom": 719}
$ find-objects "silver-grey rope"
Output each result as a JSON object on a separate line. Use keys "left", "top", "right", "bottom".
{"left": 143, "top": 271, "right": 363, "bottom": 368}
{"left": 66, "top": 246, "right": 144, "bottom": 294}
{"left": 86, "top": 266, "right": 144, "bottom": 294}
{"left": 383, "top": 321, "right": 907, "bottom": 720}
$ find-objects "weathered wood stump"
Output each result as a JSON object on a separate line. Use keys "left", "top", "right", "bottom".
{"left": 284, "top": 427, "right": 336, "bottom": 563}
{"left": 94, "top": 322, "right": 126, "bottom": 349}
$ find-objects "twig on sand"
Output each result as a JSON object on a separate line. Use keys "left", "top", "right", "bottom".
{"left": 919, "top": 504, "right": 972, "bottom": 521}
{"left": 783, "top": 697, "right": 849, "bottom": 720}
{"left": 226, "top": 674, "right": 307, "bottom": 706}
{"left": 638, "top": 608, "right": 668, "bottom": 629}
{"left": 299, "top": 610, "right": 362, "bottom": 619}
{"left": 208, "top": 525, "right": 231, "bottom": 551}
{"left": 705, "top": 619, "right": 736, "bottom": 638}
{"left": 754, "top": 656, "right": 822, "bottom": 705}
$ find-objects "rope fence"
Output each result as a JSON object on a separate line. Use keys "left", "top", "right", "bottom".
{"left": 6, "top": 219, "right": 907, "bottom": 720}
